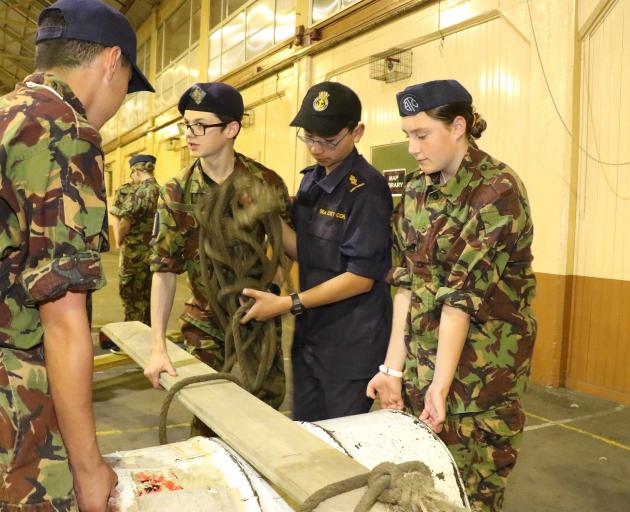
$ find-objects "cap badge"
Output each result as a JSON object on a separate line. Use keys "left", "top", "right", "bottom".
{"left": 401, "top": 95, "right": 419, "bottom": 113}
{"left": 190, "top": 86, "right": 207, "bottom": 105}
{"left": 313, "top": 91, "right": 330, "bottom": 112}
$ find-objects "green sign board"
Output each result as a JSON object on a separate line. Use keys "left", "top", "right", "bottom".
{"left": 370, "top": 141, "right": 417, "bottom": 197}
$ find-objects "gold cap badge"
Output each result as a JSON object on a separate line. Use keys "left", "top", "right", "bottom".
{"left": 313, "top": 91, "right": 330, "bottom": 112}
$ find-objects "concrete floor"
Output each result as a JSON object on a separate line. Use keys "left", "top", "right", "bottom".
{"left": 92, "top": 251, "right": 630, "bottom": 512}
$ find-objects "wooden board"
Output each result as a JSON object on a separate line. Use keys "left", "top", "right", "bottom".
{"left": 101, "top": 321, "right": 385, "bottom": 511}
{"left": 93, "top": 352, "right": 131, "bottom": 372}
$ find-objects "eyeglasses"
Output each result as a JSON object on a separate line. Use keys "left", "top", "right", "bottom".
{"left": 177, "top": 121, "right": 228, "bottom": 136}
{"left": 296, "top": 128, "right": 352, "bottom": 150}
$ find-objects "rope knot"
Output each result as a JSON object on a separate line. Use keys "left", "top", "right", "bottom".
{"left": 301, "top": 460, "right": 467, "bottom": 512}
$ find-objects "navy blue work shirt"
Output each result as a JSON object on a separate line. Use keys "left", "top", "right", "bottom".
{"left": 291, "top": 148, "right": 393, "bottom": 379}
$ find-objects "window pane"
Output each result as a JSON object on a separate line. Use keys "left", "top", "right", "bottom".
{"left": 222, "top": 12, "right": 245, "bottom": 50}
{"left": 208, "top": 57, "right": 221, "bottom": 80}
{"left": 221, "top": 42, "right": 245, "bottom": 74}
{"left": 156, "top": 25, "right": 164, "bottom": 72}
{"left": 276, "top": 0, "right": 295, "bottom": 16}
{"left": 228, "top": 0, "right": 248, "bottom": 16}
{"left": 275, "top": 3, "right": 295, "bottom": 43}
{"left": 247, "top": 0, "right": 274, "bottom": 37}
{"left": 312, "top": 0, "right": 339, "bottom": 23}
{"left": 136, "top": 42, "right": 147, "bottom": 76}
{"left": 247, "top": 25, "right": 274, "bottom": 59}
{"left": 210, "top": 0, "right": 224, "bottom": 28}
{"left": 191, "top": 0, "right": 201, "bottom": 43}
{"left": 210, "top": 29, "right": 222, "bottom": 59}
{"left": 165, "top": 0, "right": 192, "bottom": 64}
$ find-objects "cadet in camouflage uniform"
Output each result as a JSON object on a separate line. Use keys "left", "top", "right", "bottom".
{"left": 111, "top": 155, "right": 160, "bottom": 325}
{"left": 145, "top": 83, "right": 290, "bottom": 410}
{"left": 0, "top": 1, "right": 154, "bottom": 510}
{"left": 367, "top": 80, "right": 536, "bottom": 512}
{"left": 110, "top": 181, "right": 136, "bottom": 246}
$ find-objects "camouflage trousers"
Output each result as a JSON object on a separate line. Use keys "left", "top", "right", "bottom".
{"left": 118, "top": 245, "right": 152, "bottom": 324}
{"left": 180, "top": 304, "right": 286, "bottom": 410}
{"left": 438, "top": 401, "right": 525, "bottom": 512}
{"left": 0, "top": 346, "right": 77, "bottom": 512}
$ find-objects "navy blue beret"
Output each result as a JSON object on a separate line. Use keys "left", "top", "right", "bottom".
{"left": 36, "top": 0, "right": 154, "bottom": 94}
{"left": 178, "top": 82, "right": 244, "bottom": 122}
{"left": 396, "top": 80, "right": 472, "bottom": 116}
{"left": 129, "top": 154, "right": 156, "bottom": 167}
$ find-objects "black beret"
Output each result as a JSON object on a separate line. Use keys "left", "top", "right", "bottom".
{"left": 129, "top": 154, "right": 156, "bottom": 166}
{"left": 396, "top": 80, "right": 472, "bottom": 116}
{"left": 178, "top": 82, "right": 244, "bottom": 122}
{"left": 290, "top": 81, "right": 361, "bottom": 136}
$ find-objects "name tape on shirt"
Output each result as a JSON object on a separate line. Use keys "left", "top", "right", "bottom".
{"left": 319, "top": 208, "right": 346, "bottom": 220}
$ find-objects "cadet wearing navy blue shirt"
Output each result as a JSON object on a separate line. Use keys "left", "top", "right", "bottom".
{"left": 242, "top": 82, "right": 393, "bottom": 421}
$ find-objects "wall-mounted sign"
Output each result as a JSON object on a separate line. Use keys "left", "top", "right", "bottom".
{"left": 383, "top": 168, "right": 406, "bottom": 196}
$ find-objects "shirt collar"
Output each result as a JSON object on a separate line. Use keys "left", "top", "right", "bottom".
{"left": 20, "top": 72, "right": 87, "bottom": 117}
{"left": 423, "top": 145, "right": 482, "bottom": 203}
{"left": 313, "top": 148, "right": 359, "bottom": 194}
{"left": 190, "top": 152, "right": 248, "bottom": 192}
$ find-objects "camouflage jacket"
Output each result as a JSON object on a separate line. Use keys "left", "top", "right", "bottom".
{"left": 115, "top": 177, "right": 159, "bottom": 247}
{"left": 0, "top": 73, "right": 108, "bottom": 350}
{"left": 150, "top": 153, "right": 290, "bottom": 330}
{"left": 109, "top": 182, "right": 136, "bottom": 217}
{"left": 392, "top": 145, "right": 536, "bottom": 414}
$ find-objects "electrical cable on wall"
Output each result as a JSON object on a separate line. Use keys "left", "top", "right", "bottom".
{"left": 526, "top": 0, "right": 630, "bottom": 167}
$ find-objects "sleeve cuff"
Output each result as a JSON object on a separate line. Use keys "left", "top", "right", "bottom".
{"left": 346, "top": 258, "right": 387, "bottom": 280}
{"left": 391, "top": 266, "right": 412, "bottom": 289}
{"left": 150, "top": 254, "right": 184, "bottom": 274}
{"left": 21, "top": 251, "right": 105, "bottom": 303}
{"left": 435, "top": 286, "right": 487, "bottom": 319}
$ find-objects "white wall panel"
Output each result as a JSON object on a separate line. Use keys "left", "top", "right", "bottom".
{"left": 574, "top": 0, "right": 630, "bottom": 280}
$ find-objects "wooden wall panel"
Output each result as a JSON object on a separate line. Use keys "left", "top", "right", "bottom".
{"left": 566, "top": 276, "right": 630, "bottom": 405}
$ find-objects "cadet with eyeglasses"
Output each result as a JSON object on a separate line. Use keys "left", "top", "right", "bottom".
{"left": 144, "top": 82, "right": 290, "bottom": 413}
{"left": 241, "top": 81, "right": 393, "bottom": 422}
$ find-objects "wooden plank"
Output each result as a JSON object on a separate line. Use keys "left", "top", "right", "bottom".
{"left": 93, "top": 352, "right": 132, "bottom": 372}
{"left": 101, "top": 321, "right": 385, "bottom": 511}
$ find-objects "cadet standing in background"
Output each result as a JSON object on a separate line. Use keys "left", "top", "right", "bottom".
{"left": 241, "top": 82, "right": 393, "bottom": 422}
{"left": 367, "top": 80, "right": 536, "bottom": 512}
{"left": 0, "top": 0, "right": 154, "bottom": 510}
{"left": 110, "top": 154, "right": 160, "bottom": 327}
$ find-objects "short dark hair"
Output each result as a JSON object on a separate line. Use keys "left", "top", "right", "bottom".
{"left": 424, "top": 102, "right": 487, "bottom": 140}
{"left": 35, "top": 9, "right": 130, "bottom": 70}
{"left": 215, "top": 113, "right": 241, "bottom": 139}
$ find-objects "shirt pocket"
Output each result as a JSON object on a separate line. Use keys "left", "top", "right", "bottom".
{"left": 302, "top": 211, "right": 346, "bottom": 272}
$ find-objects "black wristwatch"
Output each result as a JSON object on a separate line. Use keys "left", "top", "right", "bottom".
{"left": 289, "top": 292, "right": 305, "bottom": 316}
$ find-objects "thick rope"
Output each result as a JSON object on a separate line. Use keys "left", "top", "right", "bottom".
{"left": 300, "top": 461, "right": 467, "bottom": 512}
{"left": 194, "top": 172, "right": 288, "bottom": 407}
{"left": 158, "top": 373, "right": 243, "bottom": 445}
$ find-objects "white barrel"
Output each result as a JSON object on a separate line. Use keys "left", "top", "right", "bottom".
{"left": 108, "top": 410, "right": 469, "bottom": 511}
{"left": 304, "top": 409, "right": 470, "bottom": 510}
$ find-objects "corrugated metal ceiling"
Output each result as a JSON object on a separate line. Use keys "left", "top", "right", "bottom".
{"left": 0, "top": 0, "right": 159, "bottom": 94}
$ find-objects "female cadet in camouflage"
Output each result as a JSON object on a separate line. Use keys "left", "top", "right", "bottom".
{"left": 111, "top": 155, "right": 160, "bottom": 326}
{"left": 367, "top": 80, "right": 536, "bottom": 512}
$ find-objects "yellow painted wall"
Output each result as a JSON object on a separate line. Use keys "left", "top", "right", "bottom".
{"left": 100, "top": 0, "right": 630, "bottom": 400}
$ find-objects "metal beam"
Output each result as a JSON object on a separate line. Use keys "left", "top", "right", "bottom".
{"left": 0, "top": 0, "right": 38, "bottom": 24}
{"left": 121, "top": 0, "right": 136, "bottom": 15}
{"left": 0, "top": 52, "right": 34, "bottom": 62}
